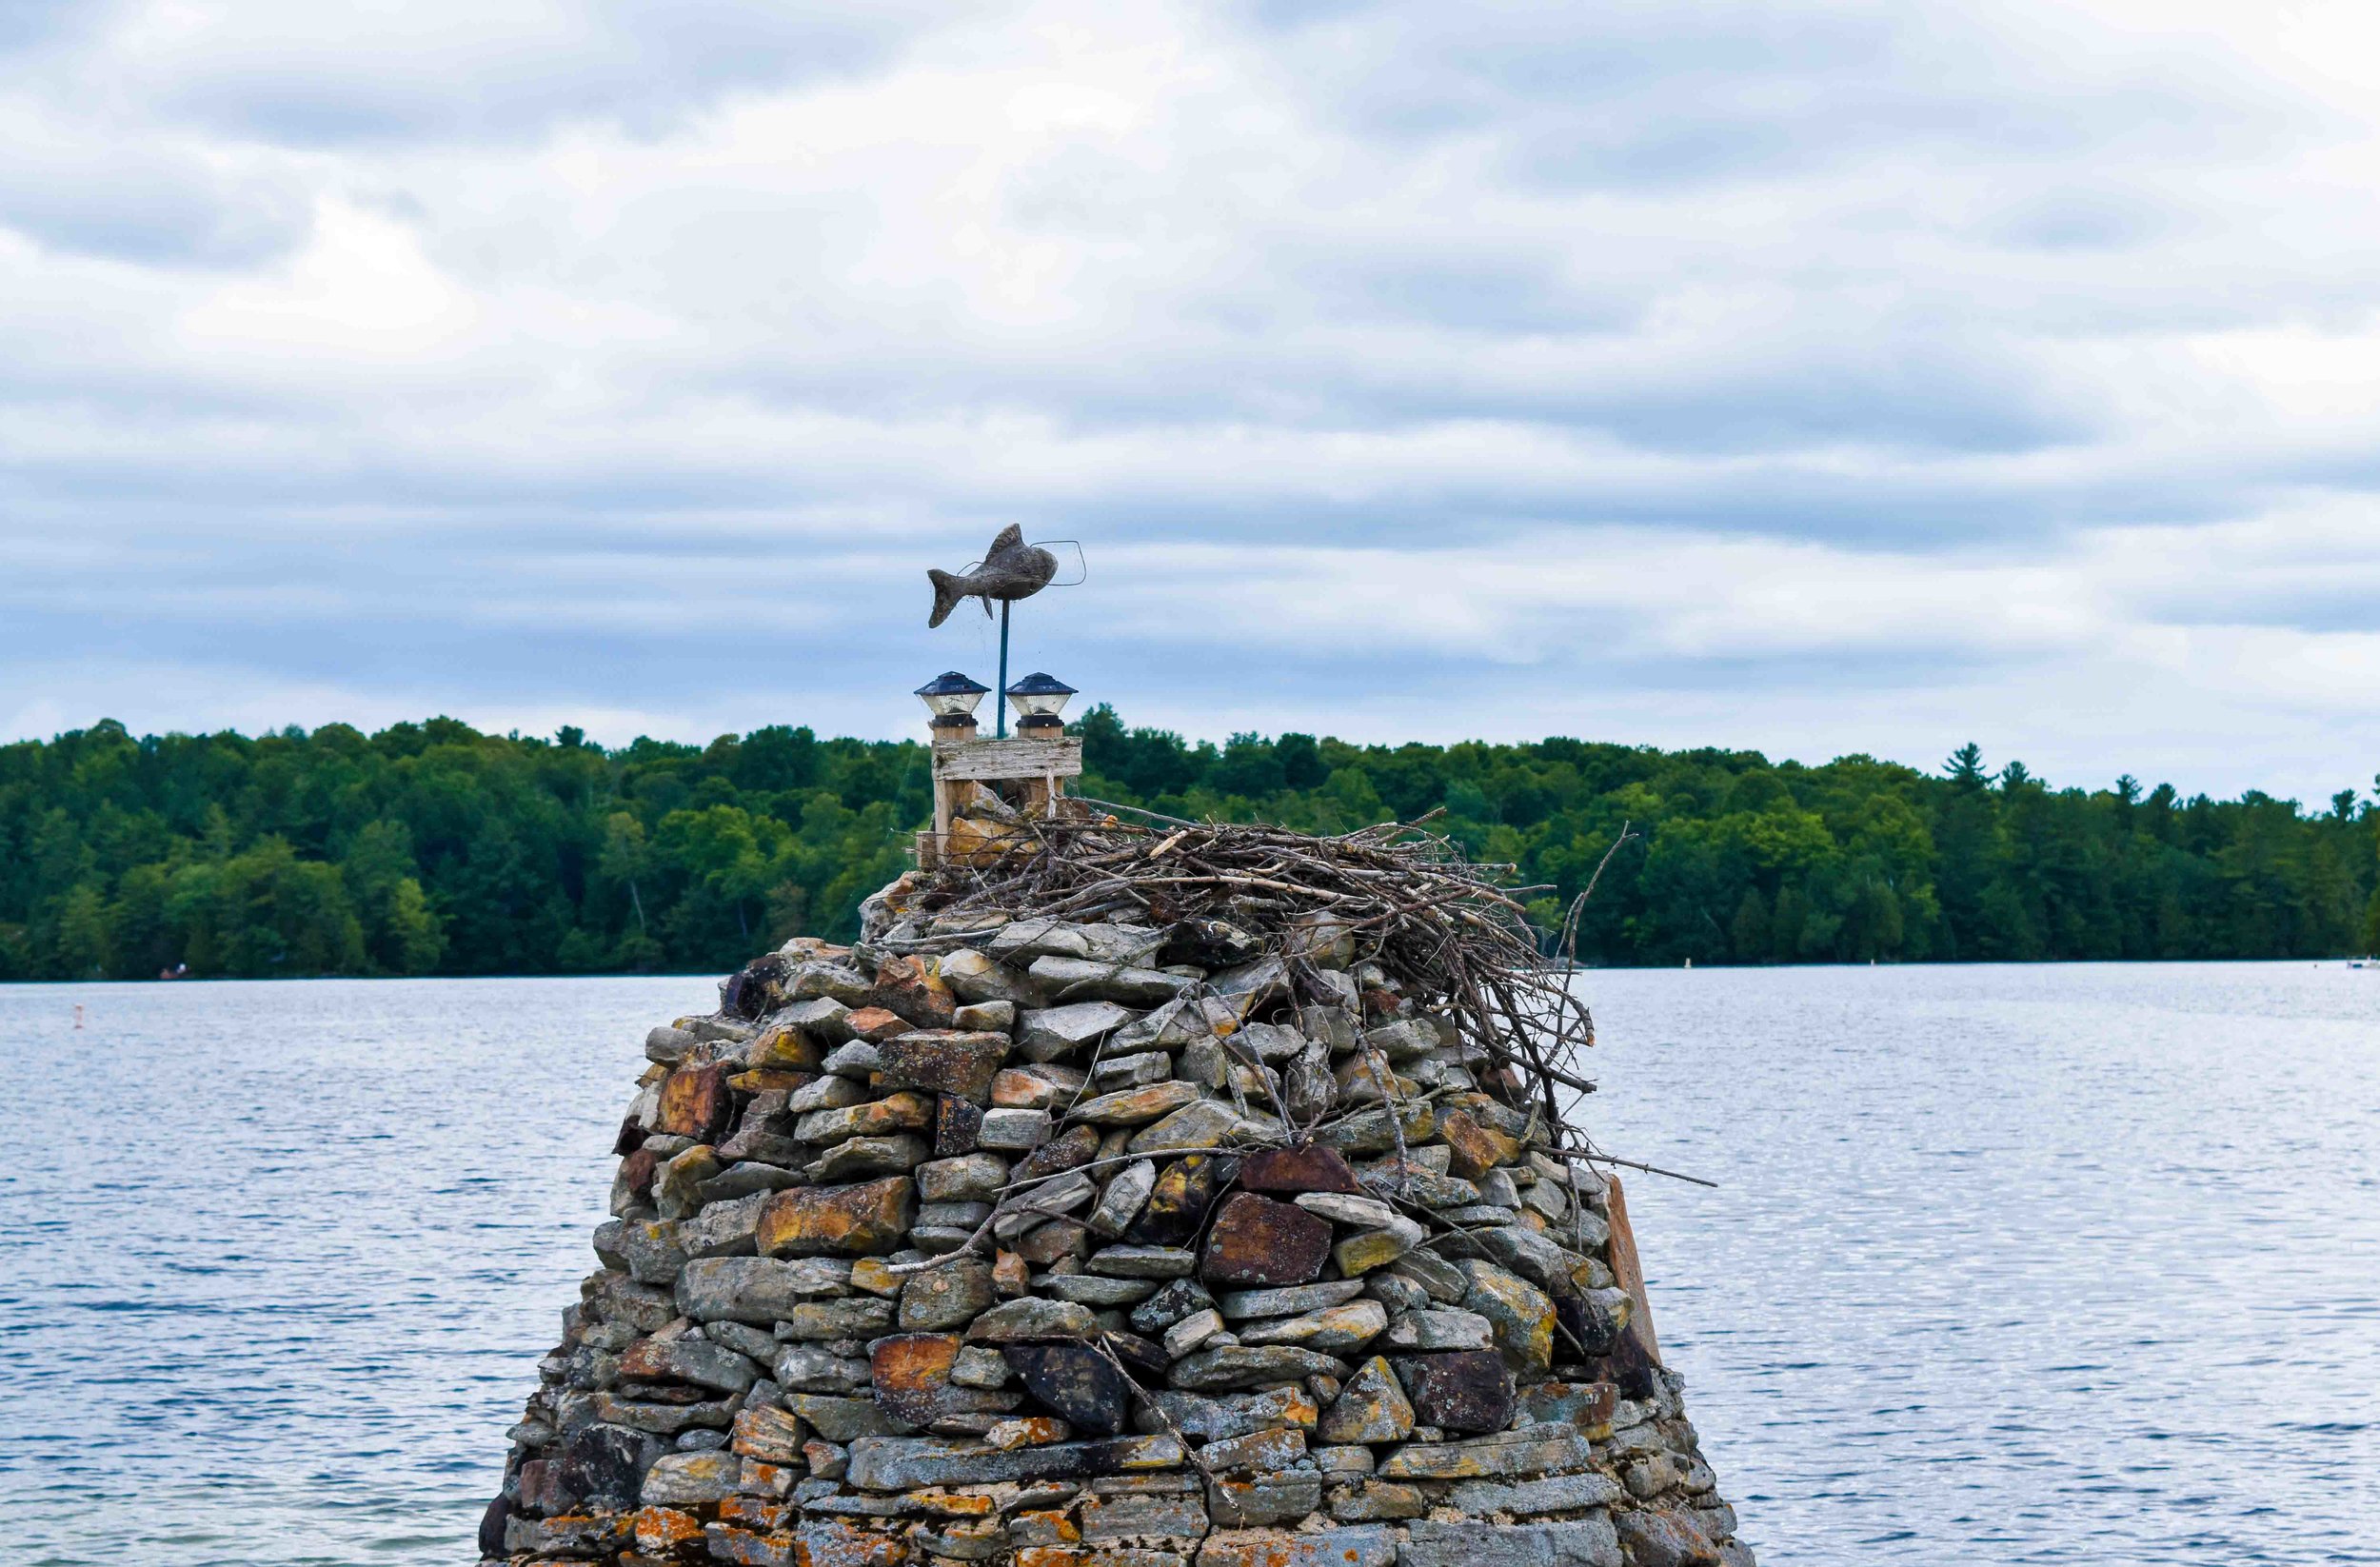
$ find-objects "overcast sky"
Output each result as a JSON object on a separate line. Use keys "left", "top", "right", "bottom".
{"left": 5, "top": 2, "right": 2379, "bottom": 803}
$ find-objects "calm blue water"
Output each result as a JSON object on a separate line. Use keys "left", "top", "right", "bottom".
{"left": 1, "top": 963, "right": 2374, "bottom": 1565}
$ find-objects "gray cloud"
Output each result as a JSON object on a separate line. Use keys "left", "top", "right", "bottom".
{"left": 3, "top": 1, "right": 2379, "bottom": 802}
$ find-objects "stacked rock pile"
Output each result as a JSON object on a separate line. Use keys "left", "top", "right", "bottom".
{"left": 484, "top": 834, "right": 1752, "bottom": 1567}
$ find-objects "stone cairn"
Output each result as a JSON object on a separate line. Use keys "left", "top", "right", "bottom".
{"left": 483, "top": 801, "right": 1753, "bottom": 1567}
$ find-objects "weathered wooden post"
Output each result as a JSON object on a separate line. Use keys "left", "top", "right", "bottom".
{"left": 913, "top": 671, "right": 1083, "bottom": 868}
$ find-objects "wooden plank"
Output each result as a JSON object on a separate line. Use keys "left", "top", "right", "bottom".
{"left": 932, "top": 737, "right": 1083, "bottom": 782}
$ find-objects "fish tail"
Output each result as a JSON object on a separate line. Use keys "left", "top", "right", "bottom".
{"left": 926, "top": 567, "right": 968, "bottom": 628}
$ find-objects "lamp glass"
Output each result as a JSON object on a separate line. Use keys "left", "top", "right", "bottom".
{"left": 1004, "top": 672, "right": 1076, "bottom": 721}
{"left": 916, "top": 672, "right": 988, "bottom": 718}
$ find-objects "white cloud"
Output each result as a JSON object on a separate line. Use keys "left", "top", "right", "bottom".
{"left": 2, "top": 0, "right": 2378, "bottom": 803}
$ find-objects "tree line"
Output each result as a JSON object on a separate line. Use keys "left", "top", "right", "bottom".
{"left": 2, "top": 710, "right": 2374, "bottom": 982}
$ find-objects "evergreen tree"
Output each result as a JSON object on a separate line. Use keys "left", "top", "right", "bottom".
{"left": 0, "top": 710, "right": 2369, "bottom": 979}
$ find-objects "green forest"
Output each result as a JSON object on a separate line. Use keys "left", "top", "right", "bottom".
{"left": 3, "top": 709, "right": 2375, "bottom": 982}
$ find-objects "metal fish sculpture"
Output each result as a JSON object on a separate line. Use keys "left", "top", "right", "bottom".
{"left": 927, "top": 525, "right": 1060, "bottom": 628}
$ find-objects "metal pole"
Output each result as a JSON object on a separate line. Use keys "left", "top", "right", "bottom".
{"left": 996, "top": 599, "right": 1011, "bottom": 739}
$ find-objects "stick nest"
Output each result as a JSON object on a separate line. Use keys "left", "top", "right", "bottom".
{"left": 898, "top": 802, "right": 1599, "bottom": 1137}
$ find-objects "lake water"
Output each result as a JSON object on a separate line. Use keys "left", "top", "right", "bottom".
{"left": 1, "top": 963, "right": 2374, "bottom": 1566}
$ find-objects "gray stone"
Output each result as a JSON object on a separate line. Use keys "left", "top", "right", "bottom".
{"left": 1377, "top": 1429, "right": 1597, "bottom": 1480}
{"left": 1237, "top": 1300, "right": 1388, "bottom": 1354}
{"left": 1088, "top": 1245, "right": 1199, "bottom": 1279}
{"left": 1364, "top": 1274, "right": 1434, "bottom": 1316}
{"left": 646, "top": 1024, "right": 703, "bottom": 1063}
{"left": 1296, "top": 1005, "right": 1360, "bottom": 1052}
{"left": 1017, "top": 1002, "right": 1140, "bottom": 1062}
{"left": 950, "top": 1345, "right": 1012, "bottom": 1388}
{"left": 810, "top": 1133, "right": 929, "bottom": 1182}
{"left": 794, "top": 1098, "right": 931, "bottom": 1146}
{"left": 966, "top": 1297, "right": 1101, "bottom": 1341}
{"left": 677, "top": 1257, "right": 851, "bottom": 1323}
{"left": 1209, "top": 1471, "right": 1321, "bottom": 1526}
{"left": 1088, "top": 1160, "right": 1158, "bottom": 1239}
{"left": 774, "top": 1297, "right": 897, "bottom": 1340}
{"left": 1383, "top": 1308, "right": 1495, "bottom": 1352}
{"left": 618, "top": 1335, "right": 759, "bottom": 1394}
{"left": 1111, "top": 996, "right": 1242, "bottom": 1054}
{"left": 1207, "top": 956, "right": 1290, "bottom": 1010}
{"left": 1175, "top": 1033, "right": 1227, "bottom": 1091}
{"left": 793, "top": 962, "right": 874, "bottom": 1005}
{"left": 916, "top": 1200, "right": 993, "bottom": 1228}
{"left": 919, "top": 1153, "right": 1010, "bottom": 1203}
{"left": 1029, "top": 956, "right": 1196, "bottom": 1006}
{"left": 900, "top": 1258, "right": 996, "bottom": 1331}
{"left": 990, "top": 919, "right": 1167, "bottom": 967}
{"left": 980, "top": 1108, "right": 1053, "bottom": 1150}
{"left": 1294, "top": 1192, "right": 1400, "bottom": 1229}
{"left": 787, "top": 1074, "right": 870, "bottom": 1114}
{"left": 787, "top": 1393, "right": 911, "bottom": 1441}
{"left": 1168, "top": 1345, "right": 1350, "bottom": 1391}
{"left": 1312, "top": 1102, "right": 1434, "bottom": 1157}
{"left": 593, "top": 1390, "right": 735, "bottom": 1435}
{"left": 1386, "top": 1250, "right": 1469, "bottom": 1304}
{"left": 616, "top": 1219, "right": 687, "bottom": 1285}
{"left": 1445, "top": 1472, "right": 1625, "bottom": 1517}
{"left": 774, "top": 1344, "right": 873, "bottom": 1393}
{"left": 1069, "top": 1081, "right": 1203, "bottom": 1125}
{"left": 953, "top": 999, "right": 1017, "bottom": 1032}
{"left": 1076, "top": 1490, "right": 1210, "bottom": 1542}
{"left": 1328, "top": 1479, "right": 1427, "bottom": 1521}
{"left": 1362, "top": 1019, "right": 1443, "bottom": 1063}
{"left": 1316, "top": 1357, "right": 1413, "bottom": 1445}
{"left": 1201, "top": 1428, "right": 1308, "bottom": 1475}
{"left": 680, "top": 1191, "right": 772, "bottom": 1259}
{"left": 1197, "top": 1526, "right": 1398, "bottom": 1567}
{"left": 1612, "top": 1509, "right": 1716, "bottom": 1567}
{"left": 1398, "top": 1518, "right": 1619, "bottom": 1567}
{"left": 1138, "top": 1386, "right": 1319, "bottom": 1442}
{"left": 696, "top": 1163, "right": 806, "bottom": 1204}
{"left": 1232, "top": 1022, "right": 1308, "bottom": 1064}
{"left": 1471, "top": 1226, "right": 1590, "bottom": 1293}
{"left": 1042, "top": 1273, "right": 1160, "bottom": 1306}
{"left": 1217, "top": 1280, "right": 1368, "bottom": 1321}
{"left": 821, "top": 1041, "right": 883, "bottom": 1077}
{"left": 845, "top": 1433, "right": 1182, "bottom": 1491}
{"left": 639, "top": 1450, "right": 740, "bottom": 1506}
{"left": 1625, "top": 1454, "right": 1681, "bottom": 1498}
{"left": 1162, "top": 1307, "right": 1225, "bottom": 1359}
{"left": 938, "top": 947, "right": 1048, "bottom": 1006}
{"left": 705, "top": 1319, "right": 777, "bottom": 1363}
{"left": 1091, "top": 1051, "right": 1175, "bottom": 1090}
{"left": 1130, "top": 1277, "right": 1217, "bottom": 1336}
{"left": 1129, "top": 1100, "right": 1249, "bottom": 1155}
{"left": 776, "top": 996, "right": 858, "bottom": 1043}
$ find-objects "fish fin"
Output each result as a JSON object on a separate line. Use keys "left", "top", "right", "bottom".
{"left": 927, "top": 567, "right": 969, "bottom": 628}
{"left": 987, "top": 523, "right": 1025, "bottom": 555}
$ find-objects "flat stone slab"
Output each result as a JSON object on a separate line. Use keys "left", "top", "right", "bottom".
{"left": 1196, "top": 1525, "right": 1398, "bottom": 1567}
{"left": 1377, "top": 1429, "right": 1598, "bottom": 1480}
{"left": 1398, "top": 1518, "right": 1619, "bottom": 1567}
{"left": 1444, "top": 1472, "right": 1625, "bottom": 1517}
{"left": 845, "top": 1433, "right": 1182, "bottom": 1492}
